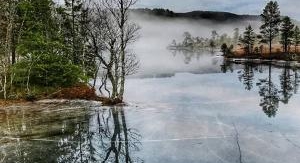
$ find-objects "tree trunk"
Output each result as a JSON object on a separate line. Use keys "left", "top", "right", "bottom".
{"left": 11, "top": 28, "right": 16, "bottom": 64}
{"left": 269, "top": 40, "right": 272, "bottom": 57}
{"left": 71, "top": 0, "right": 76, "bottom": 64}
{"left": 92, "top": 65, "right": 99, "bottom": 89}
{"left": 118, "top": 2, "right": 126, "bottom": 101}
{"left": 119, "top": 50, "right": 125, "bottom": 100}
{"left": 3, "top": 68, "right": 7, "bottom": 100}
{"left": 107, "top": 71, "right": 117, "bottom": 99}
{"left": 11, "top": 47, "right": 16, "bottom": 64}
{"left": 284, "top": 38, "right": 288, "bottom": 54}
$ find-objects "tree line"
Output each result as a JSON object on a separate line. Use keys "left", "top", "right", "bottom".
{"left": 0, "top": 0, "right": 139, "bottom": 102}
{"left": 170, "top": 28, "right": 240, "bottom": 53}
{"left": 231, "top": 1, "right": 300, "bottom": 58}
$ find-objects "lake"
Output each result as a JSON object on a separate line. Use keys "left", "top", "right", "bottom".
{"left": 1, "top": 48, "right": 300, "bottom": 163}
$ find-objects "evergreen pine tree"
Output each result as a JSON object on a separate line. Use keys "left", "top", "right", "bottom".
{"left": 280, "top": 16, "right": 294, "bottom": 53}
{"left": 240, "top": 25, "right": 256, "bottom": 55}
{"left": 293, "top": 26, "right": 300, "bottom": 53}
{"left": 260, "top": 1, "right": 281, "bottom": 55}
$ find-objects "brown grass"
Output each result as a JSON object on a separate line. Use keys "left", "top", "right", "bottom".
{"left": 47, "top": 84, "right": 125, "bottom": 105}
{"left": 233, "top": 44, "right": 300, "bottom": 60}
{"left": 49, "top": 84, "right": 101, "bottom": 101}
{"left": 0, "top": 84, "right": 125, "bottom": 107}
{"left": 0, "top": 99, "right": 27, "bottom": 107}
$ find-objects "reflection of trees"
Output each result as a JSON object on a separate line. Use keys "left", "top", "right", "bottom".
{"left": 221, "top": 60, "right": 300, "bottom": 118}
{"left": 256, "top": 64, "right": 280, "bottom": 117}
{"left": 170, "top": 49, "right": 193, "bottom": 64}
{"left": 183, "top": 52, "right": 193, "bottom": 64}
{"left": 99, "top": 107, "right": 142, "bottom": 163}
{"left": 0, "top": 107, "right": 92, "bottom": 163}
{"left": 57, "top": 107, "right": 142, "bottom": 163}
{"left": 1, "top": 106, "right": 142, "bottom": 163}
{"left": 238, "top": 62, "right": 254, "bottom": 91}
{"left": 279, "top": 64, "right": 294, "bottom": 104}
{"left": 220, "top": 59, "right": 233, "bottom": 73}
{"left": 292, "top": 68, "right": 300, "bottom": 94}
{"left": 255, "top": 64, "right": 300, "bottom": 117}
{"left": 170, "top": 49, "right": 214, "bottom": 64}
{"left": 220, "top": 60, "right": 300, "bottom": 117}
{"left": 57, "top": 114, "right": 94, "bottom": 163}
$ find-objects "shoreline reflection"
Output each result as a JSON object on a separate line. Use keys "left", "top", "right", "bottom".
{"left": 222, "top": 60, "right": 300, "bottom": 117}
{"left": 0, "top": 106, "right": 142, "bottom": 163}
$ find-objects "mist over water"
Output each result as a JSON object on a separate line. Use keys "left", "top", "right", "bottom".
{"left": 130, "top": 13, "right": 261, "bottom": 77}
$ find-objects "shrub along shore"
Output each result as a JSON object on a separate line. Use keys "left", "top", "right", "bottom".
{"left": 0, "top": 84, "right": 124, "bottom": 107}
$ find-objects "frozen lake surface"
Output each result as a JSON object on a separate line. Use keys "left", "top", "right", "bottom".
{"left": 1, "top": 50, "right": 300, "bottom": 162}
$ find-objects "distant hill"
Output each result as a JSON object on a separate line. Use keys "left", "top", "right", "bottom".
{"left": 132, "top": 8, "right": 261, "bottom": 22}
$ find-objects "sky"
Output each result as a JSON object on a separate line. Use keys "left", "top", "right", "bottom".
{"left": 134, "top": 0, "right": 300, "bottom": 19}
{"left": 55, "top": 0, "right": 300, "bottom": 20}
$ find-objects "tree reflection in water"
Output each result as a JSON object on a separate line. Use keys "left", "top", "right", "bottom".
{"left": 223, "top": 59, "right": 300, "bottom": 117}
{"left": 170, "top": 49, "right": 216, "bottom": 65}
{"left": 220, "top": 58, "right": 234, "bottom": 73}
{"left": 256, "top": 64, "right": 280, "bottom": 117}
{"left": 98, "top": 107, "right": 141, "bottom": 163}
{"left": 0, "top": 106, "right": 142, "bottom": 163}
{"left": 170, "top": 48, "right": 300, "bottom": 117}
{"left": 58, "top": 107, "right": 143, "bottom": 163}
{"left": 279, "top": 64, "right": 295, "bottom": 104}
{"left": 238, "top": 62, "right": 254, "bottom": 91}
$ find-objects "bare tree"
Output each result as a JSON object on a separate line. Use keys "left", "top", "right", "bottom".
{"left": 85, "top": 3, "right": 113, "bottom": 97}
{"left": 85, "top": 0, "right": 139, "bottom": 102}
{"left": 102, "top": 0, "right": 140, "bottom": 101}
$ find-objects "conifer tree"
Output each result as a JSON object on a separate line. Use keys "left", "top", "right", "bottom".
{"left": 240, "top": 25, "right": 256, "bottom": 55}
{"left": 293, "top": 26, "right": 300, "bottom": 53}
{"left": 280, "top": 16, "right": 294, "bottom": 53}
{"left": 260, "top": 1, "right": 281, "bottom": 55}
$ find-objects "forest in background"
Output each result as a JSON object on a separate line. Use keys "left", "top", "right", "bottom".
{"left": 168, "top": 1, "right": 300, "bottom": 61}
{"left": 132, "top": 8, "right": 260, "bottom": 22}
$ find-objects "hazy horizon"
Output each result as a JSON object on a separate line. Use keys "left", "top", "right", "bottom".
{"left": 55, "top": 0, "right": 300, "bottom": 20}
{"left": 134, "top": 0, "right": 300, "bottom": 19}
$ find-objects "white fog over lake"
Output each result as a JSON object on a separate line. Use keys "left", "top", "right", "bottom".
{"left": 130, "top": 13, "right": 261, "bottom": 77}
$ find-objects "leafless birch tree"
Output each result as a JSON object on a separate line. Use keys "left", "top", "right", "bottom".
{"left": 86, "top": 0, "right": 139, "bottom": 102}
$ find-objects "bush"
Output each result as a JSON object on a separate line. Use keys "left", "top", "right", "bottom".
{"left": 25, "top": 93, "right": 37, "bottom": 102}
{"left": 12, "top": 54, "right": 87, "bottom": 88}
